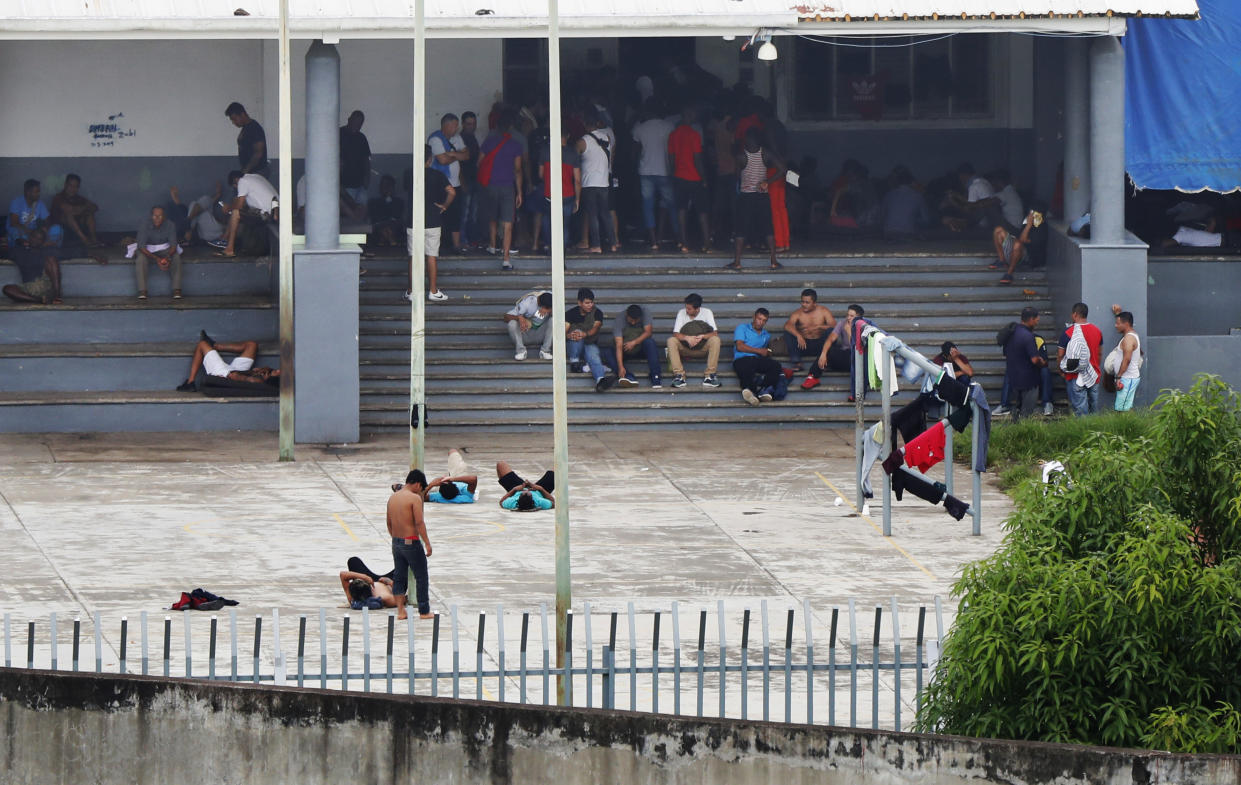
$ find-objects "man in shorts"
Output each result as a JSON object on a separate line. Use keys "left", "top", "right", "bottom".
{"left": 479, "top": 111, "right": 524, "bottom": 270}
{"left": 387, "top": 470, "right": 433, "bottom": 620}
{"left": 424, "top": 447, "right": 479, "bottom": 503}
{"left": 405, "top": 144, "right": 454, "bottom": 302}
{"left": 495, "top": 461, "right": 554, "bottom": 511}
{"left": 174, "top": 331, "right": 279, "bottom": 391}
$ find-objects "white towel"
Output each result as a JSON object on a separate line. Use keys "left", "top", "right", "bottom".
{"left": 125, "top": 242, "right": 182, "bottom": 259}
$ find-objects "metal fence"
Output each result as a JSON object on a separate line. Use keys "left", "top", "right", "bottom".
{"left": 1, "top": 597, "right": 945, "bottom": 731}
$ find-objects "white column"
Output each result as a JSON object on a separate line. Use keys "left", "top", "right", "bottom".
{"left": 1089, "top": 36, "right": 1126, "bottom": 245}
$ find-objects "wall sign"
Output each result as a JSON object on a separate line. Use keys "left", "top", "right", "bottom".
{"left": 87, "top": 112, "right": 137, "bottom": 148}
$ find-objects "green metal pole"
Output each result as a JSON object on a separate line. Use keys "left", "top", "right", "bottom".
{"left": 409, "top": 0, "right": 427, "bottom": 472}
{"left": 277, "top": 0, "right": 295, "bottom": 462}
{"left": 548, "top": 0, "right": 571, "bottom": 706}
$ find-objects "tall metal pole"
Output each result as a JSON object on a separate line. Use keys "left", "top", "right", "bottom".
{"left": 277, "top": 0, "right": 295, "bottom": 461}
{"left": 409, "top": 0, "right": 427, "bottom": 471}
{"left": 548, "top": 0, "right": 572, "bottom": 707}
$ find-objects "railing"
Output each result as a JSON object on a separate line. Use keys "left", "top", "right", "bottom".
{"left": 2, "top": 597, "right": 945, "bottom": 730}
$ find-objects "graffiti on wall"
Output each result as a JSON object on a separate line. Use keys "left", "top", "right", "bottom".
{"left": 87, "top": 112, "right": 137, "bottom": 148}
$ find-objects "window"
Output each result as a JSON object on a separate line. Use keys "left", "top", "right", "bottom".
{"left": 791, "top": 34, "right": 992, "bottom": 122}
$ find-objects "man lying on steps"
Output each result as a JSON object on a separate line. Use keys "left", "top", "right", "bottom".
{"left": 175, "top": 330, "right": 279, "bottom": 392}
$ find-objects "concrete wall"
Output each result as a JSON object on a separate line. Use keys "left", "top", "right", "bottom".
{"left": 4, "top": 669, "right": 1240, "bottom": 785}
{"left": 0, "top": 38, "right": 501, "bottom": 231}
{"left": 1148, "top": 259, "right": 1241, "bottom": 336}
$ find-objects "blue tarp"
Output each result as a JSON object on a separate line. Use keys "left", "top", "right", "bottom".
{"left": 1126, "top": 0, "right": 1241, "bottom": 193}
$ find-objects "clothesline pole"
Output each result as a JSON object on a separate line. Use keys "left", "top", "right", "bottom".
{"left": 970, "top": 397, "right": 982, "bottom": 536}
{"left": 880, "top": 346, "right": 893, "bottom": 538}
{"left": 854, "top": 347, "right": 865, "bottom": 512}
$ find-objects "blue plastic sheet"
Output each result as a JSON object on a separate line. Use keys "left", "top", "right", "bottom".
{"left": 1126, "top": 0, "right": 1240, "bottom": 193}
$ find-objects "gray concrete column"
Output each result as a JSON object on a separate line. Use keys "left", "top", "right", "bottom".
{"left": 1089, "top": 36, "right": 1125, "bottom": 245}
{"left": 305, "top": 41, "right": 341, "bottom": 250}
{"left": 1063, "top": 38, "right": 1091, "bottom": 223}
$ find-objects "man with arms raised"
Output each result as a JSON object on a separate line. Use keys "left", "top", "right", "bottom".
{"left": 386, "top": 470, "right": 433, "bottom": 620}
{"left": 783, "top": 288, "right": 835, "bottom": 374}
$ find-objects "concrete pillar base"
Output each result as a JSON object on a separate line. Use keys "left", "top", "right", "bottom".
{"left": 293, "top": 246, "right": 361, "bottom": 443}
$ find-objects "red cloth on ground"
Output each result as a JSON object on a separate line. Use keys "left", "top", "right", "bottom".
{"left": 904, "top": 422, "right": 946, "bottom": 473}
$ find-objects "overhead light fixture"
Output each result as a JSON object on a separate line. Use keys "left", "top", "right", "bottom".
{"left": 722, "top": 34, "right": 736, "bottom": 41}
{"left": 757, "top": 40, "right": 777, "bottom": 61}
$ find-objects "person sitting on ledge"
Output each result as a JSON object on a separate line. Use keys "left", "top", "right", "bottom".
{"left": 50, "top": 174, "right": 101, "bottom": 248}
{"left": 175, "top": 331, "right": 279, "bottom": 391}
{"left": 3, "top": 228, "right": 67, "bottom": 304}
{"left": 495, "top": 460, "right": 554, "bottom": 511}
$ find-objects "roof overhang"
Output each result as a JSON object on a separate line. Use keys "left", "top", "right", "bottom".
{"left": 0, "top": 0, "right": 1197, "bottom": 39}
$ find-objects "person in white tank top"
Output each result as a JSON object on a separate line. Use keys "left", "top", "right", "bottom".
{"left": 1109, "top": 304, "right": 1143, "bottom": 412}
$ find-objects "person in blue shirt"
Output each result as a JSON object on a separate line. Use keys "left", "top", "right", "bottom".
{"left": 8, "top": 179, "right": 63, "bottom": 248}
{"left": 424, "top": 473, "right": 478, "bottom": 504}
{"left": 732, "top": 308, "right": 786, "bottom": 405}
{"left": 496, "top": 460, "right": 554, "bottom": 512}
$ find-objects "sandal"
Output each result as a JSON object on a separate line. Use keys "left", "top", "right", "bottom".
{"left": 677, "top": 244, "right": 691, "bottom": 254}
{"left": 999, "top": 274, "right": 1013, "bottom": 285}
{"left": 172, "top": 289, "right": 183, "bottom": 300}
{"left": 769, "top": 260, "right": 783, "bottom": 269}
{"left": 212, "top": 250, "right": 236, "bottom": 258}
{"left": 137, "top": 291, "right": 148, "bottom": 301}
{"left": 724, "top": 261, "right": 742, "bottom": 270}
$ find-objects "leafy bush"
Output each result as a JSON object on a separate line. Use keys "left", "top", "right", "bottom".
{"left": 918, "top": 375, "right": 1241, "bottom": 751}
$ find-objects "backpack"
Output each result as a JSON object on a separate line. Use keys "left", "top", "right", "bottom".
{"left": 996, "top": 321, "right": 1018, "bottom": 349}
{"left": 477, "top": 133, "right": 511, "bottom": 187}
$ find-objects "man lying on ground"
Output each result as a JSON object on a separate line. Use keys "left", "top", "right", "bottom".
{"left": 338, "top": 569, "right": 399, "bottom": 609}
{"left": 175, "top": 331, "right": 279, "bottom": 391}
{"left": 496, "top": 461, "right": 554, "bottom": 511}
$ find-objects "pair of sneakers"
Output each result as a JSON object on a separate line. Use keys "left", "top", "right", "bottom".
{"left": 515, "top": 348, "right": 555, "bottom": 361}
{"left": 671, "top": 373, "right": 720, "bottom": 388}
{"left": 617, "top": 373, "right": 662, "bottom": 389}
{"left": 402, "top": 290, "right": 449, "bottom": 302}
{"left": 741, "top": 387, "right": 775, "bottom": 405}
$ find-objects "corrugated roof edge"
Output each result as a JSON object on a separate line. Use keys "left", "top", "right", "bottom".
{"left": 794, "top": 11, "right": 1200, "bottom": 20}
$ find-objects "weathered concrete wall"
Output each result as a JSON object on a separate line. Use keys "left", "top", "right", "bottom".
{"left": 3, "top": 669, "right": 1239, "bottom": 785}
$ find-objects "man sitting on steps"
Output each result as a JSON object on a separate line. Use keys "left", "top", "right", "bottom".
{"left": 175, "top": 331, "right": 279, "bottom": 391}
{"left": 666, "top": 292, "right": 721, "bottom": 388}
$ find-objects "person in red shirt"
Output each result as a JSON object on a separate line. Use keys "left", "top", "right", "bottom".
{"left": 1056, "top": 302, "right": 1104, "bottom": 416}
{"left": 668, "top": 106, "right": 710, "bottom": 253}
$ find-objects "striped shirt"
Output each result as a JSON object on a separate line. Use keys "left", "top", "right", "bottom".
{"left": 739, "top": 148, "right": 767, "bottom": 193}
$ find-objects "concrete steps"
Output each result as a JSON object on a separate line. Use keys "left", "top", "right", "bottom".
{"left": 356, "top": 251, "right": 1050, "bottom": 433}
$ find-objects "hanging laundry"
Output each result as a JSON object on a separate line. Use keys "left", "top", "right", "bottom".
{"left": 882, "top": 448, "right": 905, "bottom": 476}
{"left": 969, "top": 384, "right": 992, "bottom": 473}
{"left": 943, "top": 494, "right": 969, "bottom": 521}
{"left": 892, "top": 467, "right": 946, "bottom": 504}
{"left": 904, "top": 422, "right": 947, "bottom": 473}
{"left": 947, "top": 404, "right": 973, "bottom": 433}
{"left": 889, "top": 397, "right": 928, "bottom": 449}
{"left": 860, "top": 421, "right": 885, "bottom": 498}
{"left": 874, "top": 333, "right": 899, "bottom": 395}
{"left": 934, "top": 373, "right": 970, "bottom": 408}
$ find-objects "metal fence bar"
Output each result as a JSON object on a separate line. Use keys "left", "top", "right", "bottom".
{"left": 650, "top": 610, "right": 661, "bottom": 715}
{"left": 385, "top": 614, "right": 395, "bottom": 694}
{"left": 450, "top": 606, "right": 460, "bottom": 700}
{"left": 627, "top": 602, "right": 637, "bottom": 712}
{"left": 3, "top": 613, "right": 10, "bottom": 668}
{"left": 72, "top": 617, "right": 80, "bottom": 672}
{"left": 695, "top": 610, "right": 706, "bottom": 718}
{"left": 848, "top": 599, "right": 858, "bottom": 727}
{"left": 519, "top": 612, "right": 529, "bottom": 704}
{"left": 93, "top": 611, "right": 102, "bottom": 673}
{"left": 803, "top": 599, "right": 814, "bottom": 725}
{"left": 119, "top": 617, "right": 128, "bottom": 675}
{"left": 828, "top": 608, "right": 839, "bottom": 726}
{"left": 783, "top": 608, "right": 794, "bottom": 724}
{"left": 252, "top": 615, "right": 262, "bottom": 685}
{"left": 563, "top": 611, "right": 573, "bottom": 707}
{"left": 871, "top": 605, "right": 881, "bottom": 730}
{"left": 319, "top": 608, "right": 327, "bottom": 690}
{"left": 272, "top": 608, "right": 283, "bottom": 686}
{"left": 475, "top": 612, "right": 485, "bottom": 702}
{"left": 162, "top": 616, "right": 171, "bottom": 678}
{"left": 183, "top": 612, "right": 192, "bottom": 678}
{"left": 539, "top": 605, "right": 549, "bottom": 704}
{"left": 915, "top": 606, "right": 926, "bottom": 713}
{"left": 407, "top": 612, "right": 416, "bottom": 696}
{"left": 296, "top": 615, "right": 305, "bottom": 688}
{"left": 672, "top": 601, "right": 682, "bottom": 716}
{"left": 739, "top": 608, "right": 750, "bottom": 721}
{"left": 890, "top": 598, "right": 902, "bottom": 731}
{"left": 141, "top": 611, "right": 149, "bottom": 676}
{"left": 341, "top": 614, "right": 350, "bottom": 691}
{"left": 363, "top": 608, "right": 372, "bottom": 693}
{"left": 27, "top": 621, "right": 34, "bottom": 669}
{"left": 760, "top": 600, "right": 771, "bottom": 723}
{"left": 609, "top": 611, "right": 619, "bottom": 710}
{"left": 716, "top": 601, "right": 727, "bottom": 719}
{"left": 229, "top": 609, "right": 238, "bottom": 681}
{"left": 431, "top": 612, "right": 440, "bottom": 698}
{"left": 50, "top": 614, "right": 57, "bottom": 672}
{"left": 583, "top": 602, "right": 593, "bottom": 708}
{"left": 209, "top": 615, "right": 219, "bottom": 680}
{"left": 496, "top": 606, "right": 506, "bottom": 704}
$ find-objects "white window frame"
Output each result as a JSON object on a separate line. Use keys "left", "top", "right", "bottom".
{"left": 779, "top": 33, "right": 1014, "bottom": 132}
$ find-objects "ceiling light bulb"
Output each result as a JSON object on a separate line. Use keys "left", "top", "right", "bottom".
{"left": 757, "top": 41, "right": 777, "bottom": 61}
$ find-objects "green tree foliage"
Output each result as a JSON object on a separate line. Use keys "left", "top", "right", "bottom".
{"left": 917, "top": 375, "right": 1241, "bottom": 752}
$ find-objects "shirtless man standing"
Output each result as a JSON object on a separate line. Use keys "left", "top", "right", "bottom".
{"left": 782, "top": 289, "right": 836, "bottom": 374}
{"left": 386, "top": 470, "right": 433, "bottom": 620}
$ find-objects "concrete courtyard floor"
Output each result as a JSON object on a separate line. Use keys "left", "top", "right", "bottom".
{"left": 0, "top": 428, "right": 1012, "bottom": 727}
